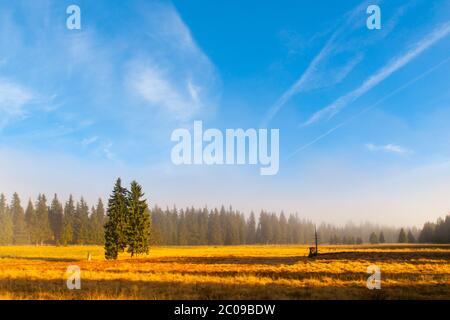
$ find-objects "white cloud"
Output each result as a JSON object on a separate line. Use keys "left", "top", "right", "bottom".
{"left": 0, "top": 78, "right": 34, "bottom": 127}
{"left": 127, "top": 65, "right": 204, "bottom": 120}
{"left": 262, "top": 1, "right": 371, "bottom": 126}
{"left": 366, "top": 143, "right": 412, "bottom": 155}
{"left": 102, "top": 141, "right": 114, "bottom": 161}
{"left": 81, "top": 136, "right": 98, "bottom": 146}
{"left": 289, "top": 55, "right": 450, "bottom": 157}
{"left": 302, "top": 21, "right": 450, "bottom": 126}
{"left": 126, "top": 3, "right": 219, "bottom": 121}
{"left": 262, "top": 33, "right": 336, "bottom": 126}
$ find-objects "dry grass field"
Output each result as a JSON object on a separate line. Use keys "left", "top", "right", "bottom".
{"left": 0, "top": 244, "right": 448, "bottom": 300}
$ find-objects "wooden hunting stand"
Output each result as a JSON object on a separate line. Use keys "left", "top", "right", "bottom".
{"left": 308, "top": 225, "right": 319, "bottom": 257}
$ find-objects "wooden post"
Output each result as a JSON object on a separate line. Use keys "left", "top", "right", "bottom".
{"left": 308, "top": 225, "right": 319, "bottom": 258}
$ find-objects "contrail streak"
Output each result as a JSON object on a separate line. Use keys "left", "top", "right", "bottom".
{"left": 289, "top": 55, "right": 450, "bottom": 158}
{"left": 301, "top": 21, "right": 450, "bottom": 127}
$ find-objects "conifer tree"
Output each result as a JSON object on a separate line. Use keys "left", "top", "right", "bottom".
{"left": 104, "top": 178, "right": 129, "bottom": 260}
{"left": 126, "top": 181, "right": 151, "bottom": 257}
{"left": 0, "top": 194, "right": 13, "bottom": 245}
{"left": 177, "top": 211, "right": 188, "bottom": 245}
{"left": 73, "top": 198, "right": 89, "bottom": 244}
{"left": 198, "top": 207, "right": 209, "bottom": 244}
{"left": 379, "top": 231, "right": 385, "bottom": 243}
{"left": 25, "top": 199, "right": 37, "bottom": 244}
{"left": 11, "top": 193, "right": 27, "bottom": 244}
{"left": 343, "top": 236, "right": 348, "bottom": 244}
{"left": 49, "top": 194, "right": 64, "bottom": 244}
{"left": 35, "top": 194, "right": 51, "bottom": 245}
{"left": 207, "top": 209, "right": 222, "bottom": 245}
{"left": 369, "top": 232, "right": 378, "bottom": 244}
{"left": 407, "top": 230, "right": 416, "bottom": 243}
{"left": 0, "top": 194, "right": 6, "bottom": 214}
{"left": 61, "top": 195, "right": 75, "bottom": 245}
{"left": 279, "top": 212, "right": 288, "bottom": 244}
{"left": 90, "top": 199, "right": 105, "bottom": 245}
{"left": 246, "top": 212, "right": 256, "bottom": 244}
{"left": 398, "top": 228, "right": 407, "bottom": 243}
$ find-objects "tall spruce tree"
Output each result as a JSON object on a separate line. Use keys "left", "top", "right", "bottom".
{"left": 89, "top": 199, "right": 105, "bottom": 245}
{"left": 246, "top": 212, "right": 256, "bottom": 244}
{"left": 207, "top": 209, "right": 222, "bottom": 245}
{"left": 369, "top": 232, "right": 378, "bottom": 244}
{"left": 379, "top": 231, "right": 386, "bottom": 244}
{"left": 49, "top": 194, "right": 64, "bottom": 245}
{"left": 73, "top": 198, "right": 90, "bottom": 244}
{"left": 398, "top": 228, "right": 407, "bottom": 243}
{"left": 418, "top": 222, "right": 434, "bottom": 243}
{"left": 25, "top": 199, "right": 37, "bottom": 244}
{"left": 104, "top": 178, "right": 129, "bottom": 260}
{"left": 126, "top": 181, "right": 151, "bottom": 257}
{"left": 35, "top": 194, "right": 51, "bottom": 245}
{"left": 11, "top": 193, "right": 27, "bottom": 244}
{"left": 407, "top": 230, "right": 416, "bottom": 243}
{"left": 61, "top": 195, "right": 75, "bottom": 245}
{"left": 0, "top": 194, "right": 13, "bottom": 245}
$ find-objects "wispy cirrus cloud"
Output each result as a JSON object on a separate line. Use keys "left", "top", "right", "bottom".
{"left": 125, "top": 2, "right": 219, "bottom": 122}
{"left": 262, "top": 30, "right": 338, "bottom": 126}
{"left": 301, "top": 21, "right": 450, "bottom": 127}
{"left": 127, "top": 64, "right": 206, "bottom": 121}
{"left": 289, "top": 54, "right": 450, "bottom": 157}
{"left": 81, "top": 136, "right": 98, "bottom": 146}
{"left": 262, "top": 1, "right": 375, "bottom": 126}
{"left": 366, "top": 143, "right": 412, "bottom": 155}
{"left": 0, "top": 0, "right": 220, "bottom": 164}
{"left": 0, "top": 78, "right": 34, "bottom": 128}
{"left": 262, "top": 1, "right": 419, "bottom": 127}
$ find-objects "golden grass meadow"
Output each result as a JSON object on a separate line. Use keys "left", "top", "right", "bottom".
{"left": 0, "top": 244, "right": 449, "bottom": 300}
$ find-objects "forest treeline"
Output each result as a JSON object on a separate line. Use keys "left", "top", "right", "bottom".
{"left": 0, "top": 191, "right": 449, "bottom": 246}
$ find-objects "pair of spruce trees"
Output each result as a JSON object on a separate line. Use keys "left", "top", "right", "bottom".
{"left": 104, "top": 178, "right": 151, "bottom": 260}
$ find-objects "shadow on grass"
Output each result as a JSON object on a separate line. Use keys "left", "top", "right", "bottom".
{"left": 137, "top": 249, "right": 450, "bottom": 265}
{"left": 314, "top": 250, "right": 450, "bottom": 262}
{"left": 142, "top": 256, "right": 307, "bottom": 265}
{"left": 0, "top": 278, "right": 448, "bottom": 300}
{"left": 100, "top": 267, "right": 449, "bottom": 284}
{"left": 0, "top": 255, "right": 78, "bottom": 263}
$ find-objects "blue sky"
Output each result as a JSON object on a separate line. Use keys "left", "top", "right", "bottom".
{"left": 0, "top": 0, "right": 449, "bottom": 226}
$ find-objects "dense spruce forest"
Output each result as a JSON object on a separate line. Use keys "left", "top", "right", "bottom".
{"left": 0, "top": 189, "right": 449, "bottom": 246}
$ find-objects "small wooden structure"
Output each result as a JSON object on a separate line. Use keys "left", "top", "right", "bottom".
{"left": 308, "top": 246, "right": 317, "bottom": 257}
{"left": 308, "top": 225, "right": 319, "bottom": 258}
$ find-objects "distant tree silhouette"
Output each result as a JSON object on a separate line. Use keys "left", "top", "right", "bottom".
{"left": 35, "top": 195, "right": 51, "bottom": 245}
{"left": 407, "top": 230, "right": 416, "bottom": 243}
{"left": 398, "top": 228, "right": 407, "bottom": 243}
{"left": 369, "top": 232, "right": 378, "bottom": 244}
{"left": 0, "top": 194, "right": 13, "bottom": 245}
{"left": 61, "top": 195, "right": 75, "bottom": 245}
{"left": 379, "top": 231, "right": 385, "bottom": 243}
{"left": 1, "top": 189, "right": 449, "bottom": 247}
{"left": 49, "top": 194, "right": 64, "bottom": 245}
{"left": 11, "top": 193, "right": 27, "bottom": 244}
